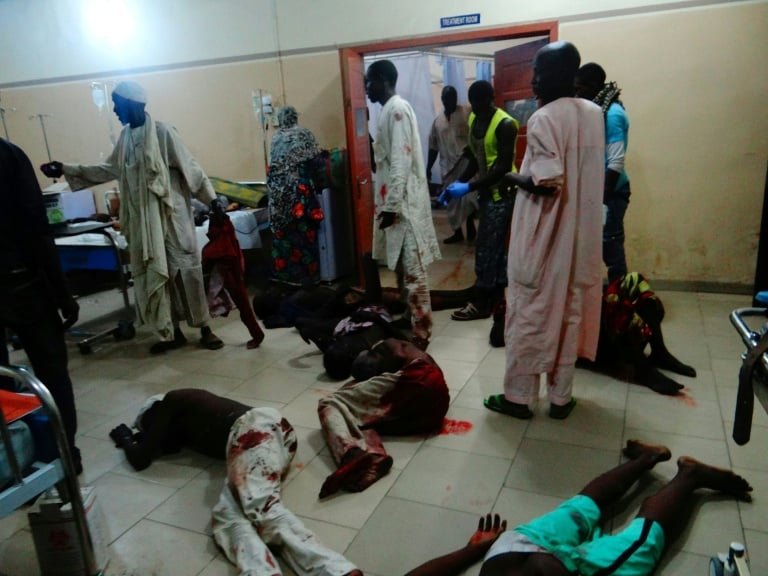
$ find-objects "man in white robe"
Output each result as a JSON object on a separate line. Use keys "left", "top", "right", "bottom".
{"left": 426, "top": 85, "right": 477, "bottom": 244}
{"left": 43, "top": 81, "right": 223, "bottom": 353}
{"left": 365, "top": 60, "right": 441, "bottom": 350}
{"left": 484, "top": 42, "right": 604, "bottom": 420}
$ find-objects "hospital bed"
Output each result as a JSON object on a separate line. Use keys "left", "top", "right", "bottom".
{"left": 194, "top": 206, "right": 269, "bottom": 253}
{"left": 54, "top": 208, "right": 266, "bottom": 354}
{"left": 0, "top": 365, "right": 101, "bottom": 575}
{"left": 53, "top": 221, "right": 135, "bottom": 355}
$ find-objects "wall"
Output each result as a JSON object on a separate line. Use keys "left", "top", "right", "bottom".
{"left": 1, "top": 0, "right": 746, "bottom": 85}
{"left": 563, "top": 4, "right": 767, "bottom": 285}
{"left": 0, "top": 0, "right": 279, "bottom": 85}
{"left": 0, "top": 1, "right": 765, "bottom": 287}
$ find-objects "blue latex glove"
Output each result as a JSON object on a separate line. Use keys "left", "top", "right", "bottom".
{"left": 436, "top": 188, "right": 451, "bottom": 207}
{"left": 446, "top": 181, "right": 470, "bottom": 198}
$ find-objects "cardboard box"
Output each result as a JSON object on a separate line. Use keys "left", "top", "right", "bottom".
{"left": 28, "top": 486, "right": 110, "bottom": 575}
{"left": 42, "top": 184, "right": 96, "bottom": 225}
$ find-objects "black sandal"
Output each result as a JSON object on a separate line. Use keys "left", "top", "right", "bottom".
{"left": 483, "top": 394, "right": 533, "bottom": 419}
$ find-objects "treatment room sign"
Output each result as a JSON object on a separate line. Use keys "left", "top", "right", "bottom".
{"left": 440, "top": 13, "right": 481, "bottom": 28}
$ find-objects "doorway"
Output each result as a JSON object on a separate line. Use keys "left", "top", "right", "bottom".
{"left": 339, "top": 22, "right": 557, "bottom": 288}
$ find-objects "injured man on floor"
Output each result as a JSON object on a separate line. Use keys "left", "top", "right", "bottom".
{"left": 402, "top": 440, "right": 753, "bottom": 576}
{"left": 317, "top": 337, "right": 450, "bottom": 498}
{"left": 109, "top": 389, "right": 362, "bottom": 576}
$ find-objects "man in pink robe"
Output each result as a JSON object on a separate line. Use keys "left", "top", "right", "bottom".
{"left": 484, "top": 41, "right": 605, "bottom": 420}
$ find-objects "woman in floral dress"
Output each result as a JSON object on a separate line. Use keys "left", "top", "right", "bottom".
{"left": 267, "top": 106, "right": 323, "bottom": 284}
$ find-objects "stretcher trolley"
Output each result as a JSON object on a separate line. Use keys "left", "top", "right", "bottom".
{"left": 728, "top": 292, "right": 768, "bottom": 446}
{"left": 53, "top": 221, "right": 135, "bottom": 355}
{"left": 0, "top": 365, "right": 103, "bottom": 575}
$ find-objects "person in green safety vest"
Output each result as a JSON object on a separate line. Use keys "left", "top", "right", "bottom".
{"left": 445, "top": 81, "right": 519, "bottom": 327}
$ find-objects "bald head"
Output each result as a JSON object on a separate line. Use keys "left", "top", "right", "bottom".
{"left": 531, "top": 41, "right": 581, "bottom": 105}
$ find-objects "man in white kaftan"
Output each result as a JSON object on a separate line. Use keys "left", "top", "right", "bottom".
{"left": 485, "top": 42, "right": 604, "bottom": 420}
{"left": 48, "top": 81, "right": 223, "bottom": 353}
{"left": 366, "top": 60, "right": 441, "bottom": 349}
{"left": 426, "top": 86, "right": 477, "bottom": 244}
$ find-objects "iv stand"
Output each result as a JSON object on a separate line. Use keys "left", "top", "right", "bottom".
{"left": 258, "top": 88, "right": 269, "bottom": 172}
{"left": 30, "top": 113, "right": 56, "bottom": 181}
{"left": 252, "top": 88, "right": 274, "bottom": 174}
{"left": 30, "top": 113, "right": 54, "bottom": 162}
{"left": 0, "top": 106, "right": 13, "bottom": 141}
{"left": 91, "top": 80, "right": 117, "bottom": 146}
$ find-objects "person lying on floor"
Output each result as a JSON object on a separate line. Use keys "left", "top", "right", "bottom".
{"left": 253, "top": 281, "right": 392, "bottom": 330}
{"left": 109, "top": 389, "right": 362, "bottom": 576}
{"left": 298, "top": 304, "right": 410, "bottom": 380}
{"left": 582, "top": 272, "right": 697, "bottom": 395}
{"left": 317, "top": 337, "right": 450, "bottom": 498}
{"left": 402, "top": 439, "right": 752, "bottom": 576}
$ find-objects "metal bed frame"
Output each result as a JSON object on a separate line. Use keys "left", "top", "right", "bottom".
{"left": 0, "top": 365, "right": 100, "bottom": 575}
{"left": 729, "top": 305, "right": 768, "bottom": 447}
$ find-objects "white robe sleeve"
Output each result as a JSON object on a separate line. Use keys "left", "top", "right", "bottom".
{"left": 525, "top": 113, "right": 564, "bottom": 193}
{"left": 62, "top": 145, "right": 121, "bottom": 191}
{"left": 382, "top": 105, "right": 414, "bottom": 214}
{"left": 162, "top": 125, "right": 216, "bottom": 204}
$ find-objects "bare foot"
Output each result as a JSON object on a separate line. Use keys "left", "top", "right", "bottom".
{"left": 677, "top": 456, "right": 753, "bottom": 502}
{"left": 637, "top": 365, "right": 684, "bottom": 395}
{"left": 623, "top": 439, "right": 672, "bottom": 466}
{"left": 649, "top": 351, "right": 697, "bottom": 378}
{"left": 246, "top": 338, "right": 262, "bottom": 349}
{"left": 342, "top": 454, "right": 393, "bottom": 492}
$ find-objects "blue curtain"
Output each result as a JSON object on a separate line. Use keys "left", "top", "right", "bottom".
{"left": 442, "top": 57, "right": 467, "bottom": 104}
{"left": 476, "top": 61, "right": 492, "bottom": 82}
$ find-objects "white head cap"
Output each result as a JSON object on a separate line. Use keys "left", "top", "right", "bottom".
{"left": 133, "top": 393, "right": 166, "bottom": 431}
{"left": 113, "top": 81, "right": 147, "bottom": 104}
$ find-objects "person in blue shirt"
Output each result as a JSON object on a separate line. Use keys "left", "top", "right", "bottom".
{"left": 575, "top": 63, "right": 631, "bottom": 282}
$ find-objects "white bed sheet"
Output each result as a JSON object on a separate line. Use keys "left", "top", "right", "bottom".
{"left": 195, "top": 208, "right": 264, "bottom": 253}
{"left": 54, "top": 209, "right": 266, "bottom": 255}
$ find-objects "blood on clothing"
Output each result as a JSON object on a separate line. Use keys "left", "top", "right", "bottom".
{"left": 237, "top": 430, "right": 272, "bottom": 450}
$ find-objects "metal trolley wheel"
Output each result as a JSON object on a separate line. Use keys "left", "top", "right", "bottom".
{"left": 708, "top": 557, "right": 724, "bottom": 576}
{"left": 113, "top": 320, "right": 135, "bottom": 341}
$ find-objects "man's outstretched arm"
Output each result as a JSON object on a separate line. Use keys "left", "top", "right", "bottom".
{"left": 403, "top": 514, "right": 507, "bottom": 576}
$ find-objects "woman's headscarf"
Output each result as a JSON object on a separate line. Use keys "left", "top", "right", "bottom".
{"left": 277, "top": 106, "right": 299, "bottom": 129}
{"left": 267, "top": 106, "right": 320, "bottom": 230}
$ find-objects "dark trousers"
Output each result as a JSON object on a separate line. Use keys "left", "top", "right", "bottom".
{"left": 604, "top": 182, "right": 631, "bottom": 283}
{"left": 0, "top": 273, "right": 79, "bottom": 464}
{"left": 471, "top": 194, "right": 514, "bottom": 314}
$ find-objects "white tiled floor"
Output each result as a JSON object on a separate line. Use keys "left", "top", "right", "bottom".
{"left": 2, "top": 284, "right": 767, "bottom": 575}
{"left": 0, "top": 205, "right": 768, "bottom": 576}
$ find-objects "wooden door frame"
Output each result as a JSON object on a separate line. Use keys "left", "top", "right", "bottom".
{"left": 339, "top": 21, "right": 558, "bottom": 283}
{"left": 343, "top": 20, "right": 557, "bottom": 57}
